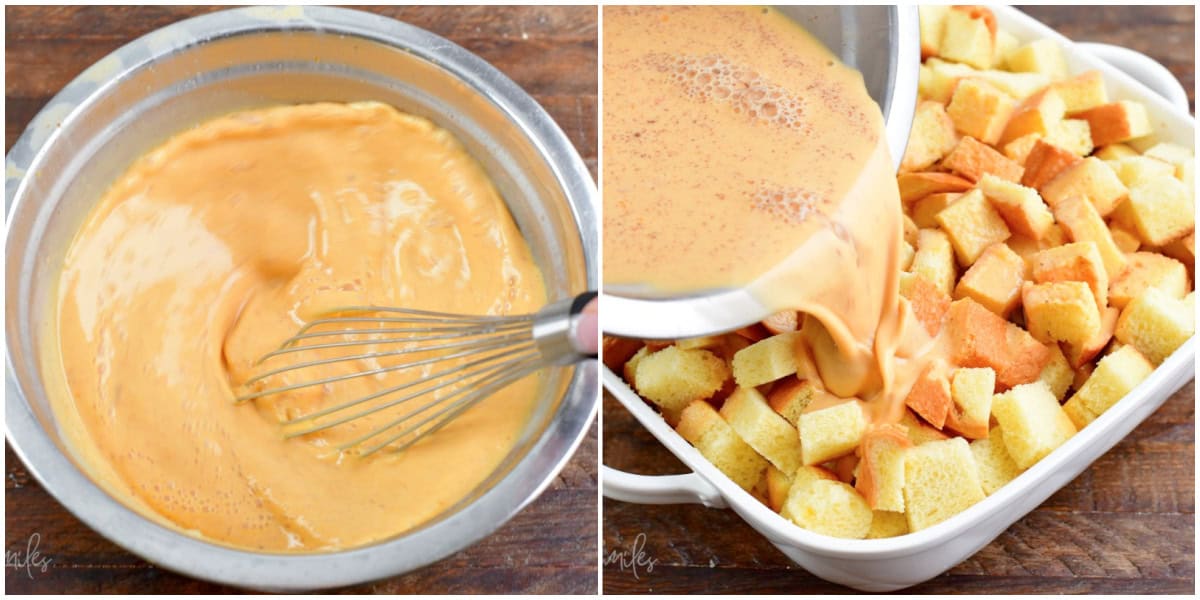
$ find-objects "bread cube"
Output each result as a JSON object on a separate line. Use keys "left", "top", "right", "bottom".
{"left": 1063, "top": 305, "right": 1119, "bottom": 369}
{"left": 903, "top": 214, "right": 921, "bottom": 248}
{"left": 946, "top": 298, "right": 1052, "bottom": 390}
{"left": 911, "top": 192, "right": 961, "bottom": 229}
{"left": 1108, "top": 222, "right": 1142, "bottom": 253}
{"left": 1061, "top": 395, "right": 1099, "bottom": 430}
{"left": 1160, "top": 233, "right": 1195, "bottom": 275}
{"left": 635, "top": 346, "right": 729, "bottom": 421}
{"left": 1001, "top": 88, "right": 1067, "bottom": 145}
{"left": 1143, "top": 142, "right": 1194, "bottom": 169}
{"left": 1074, "top": 101, "right": 1153, "bottom": 146}
{"left": 1039, "top": 157, "right": 1128, "bottom": 216}
{"left": 993, "top": 29, "right": 1019, "bottom": 67}
{"left": 901, "top": 102, "right": 961, "bottom": 172}
{"left": 919, "top": 5, "right": 950, "bottom": 59}
{"left": 798, "top": 400, "right": 867, "bottom": 466}
{"left": 947, "top": 79, "right": 1015, "bottom": 145}
{"left": 1123, "top": 177, "right": 1195, "bottom": 247}
{"left": 677, "top": 400, "right": 768, "bottom": 490}
{"left": 781, "top": 479, "right": 873, "bottom": 539}
{"left": 1064, "top": 345, "right": 1154, "bottom": 427}
{"left": 765, "top": 464, "right": 793, "bottom": 512}
{"left": 720, "top": 387, "right": 802, "bottom": 475}
{"left": 900, "top": 240, "right": 916, "bottom": 271}
{"left": 1114, "top": 287, "right": 1195, "bottom": 364}
{"left": 920, "top": 59, "right": 971, "bottom": 104}
{"left": 675, "top": 335, "right": 723, "bottom": 351}
{"left": 910, "top": 228, "right": 958, "bottom": 297}
{"left": 936, "top": 188, "right": 1013, "bottom": 266}
{"left": 1051, "top": 70, "right": 1109, "bottom": 113}
{"left": 947, "top": 367, "right": 996, "bottom": 440}
{"left": 899, "top": 409, "right": 951, "bottom": 446}
{"left": 1045, "top": 119, "right": 1094, "bottom": 157}
{"left": 939, "top": 7, "right": 996, "bottom": 69}
{"left": 1094, "top": 143, "right": 1140, "bottom": 161}
{"left": 1006, "top": 38, "right": 1068, "bottom": 80}
{"left": 955, "top": 242, "right": 1026, "bottom": 318}
{"left": 767, "top": 377, "right": 824, "bottom": 427}
{"left": 900, "top": 271, "right": 952, "bottom": 336}
{"left": 1108, "top": 155, "right": 1175, "bottom": 189}
{"left": 855, "top": 425, "right": 912, "bottom": 512}
{"left": 623, "top": 345, "right": 651, "bottom": 389}
{"left": 970, "top": 426, "right": 1024, "bottom": 495}
{"left": 1030, "top": 241, "right": 1109, "bottom": 310}
{"left": 903, "top": 437, "right": 987, "bottom": 532}
{"left": 1038, "top": 343, "right": 1074, "bottom": 401}
{"left": 977, "top": 173, "right": 1054, "bottom": 240}
{"left": 992, "top": 381, "right": 1077, "bottom": 469}
{"left": 1109, "top": 252, "right": 1190, "bottom": 309}
{"left": 898, "top": 171, "right": 973, "bottom": 203}
{"left": 905, "top": 363, "right": 953, "bottom": 429}
{"left": 1022, "top": 281, "right": 1102, "bottom": 347}
{"left": 866, "top": 510, "right": 910, "bottom": 539}
{"left": 972, "top": 69, "right": 1052, "bottom": 100}
{"left": 1052, "top": 195, "right": 1129, "bottom": 280}
{"left": 731, "top": 331, "right": 802, "bottom": 388}
{"left": 942, "top": 136, "right": 1025, "bottom": 183}
{"left": 1003, "top": 133, "right": 1044, "bottom": 166}
{"left": 602, "top": 335, "right": 643, "bottom": 373}
{"left": 1021, "top": 139, "right": 1082, "bottom": 190}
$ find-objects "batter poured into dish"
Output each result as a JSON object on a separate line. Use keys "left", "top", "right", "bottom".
{"left": 54, "top": 102, "right": 547, "bottom": 551}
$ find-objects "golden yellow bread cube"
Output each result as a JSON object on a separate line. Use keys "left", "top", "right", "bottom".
{"left": 787, "top": 464, "right": 839, "bottom": 496}
{"left": 1006, "top": 38, "right": 1068, "bottom": 80}
{"left": 1114, "top": 287, "right": 1195, "bottom": 365}
{"left": 942, "top": 136, "right": 1025, "bottom": 184}
{"left": 866, "top": 510, "right": 910, "bottom": 539}
{"left": 1063, "top": 305, "right": 1119, "bottom": 369}
{"left": 1108, "top": 222, "right": 1142, "bottom": 254}
{"left": 898, "top": 171, "right": 973, "bottom": 203}
{"left": 1038, "top": 343, "right": 1074, "bottom": 401}
{"left": 798, "top": 400, "right": 867, "bottom": 466}
{"left": 946, "top": 297, "right": 1053, "bottom": 390}
{"left": 1021, "top": 139, "right": 1082, "bottom": 190}
{"left": 731, "top": 331, "right": 802, "bottom": 388}
{"left": 766, "top": 377, "right": 823, "bottom": 427}
{"left": 1143, "top": 142, "right": 1194, "bottom": 168}
{"left": 1021, "top": 281, "right": 1102, "bottom": 347}
{"left": 1039, "top": 157, "right": 1128, "bottom": 216}
{"left": 903, "top": 437, "right": 987, "bottom": 532}
{"left": 955, "top": 242, "right": 1026, "bottom": 318}
{"left": 1030, "top": 241, "right": 1109, "bottom": 310}
{"left": 622, "top": 345, "right": 651, "bottom": 389}
{"left": 946, "top": 79, "right": 1015, "bottom": 145}
{"left": 936, "top": 188, "right": 1013, "bottom": 266}
{"left": 939, "top": 7, "right": 995, "bottom": 69}
{"left": 1003, "top": 133, "right": 1044, "bottom": 166}
{"left": 919, "top": 60, "right": 967, "bottom": 104}
{"left": 991, "top": 381, "right": 1077, "bottom": 469}
{"left": 919, "top": 5, "right": 950, "bottom": 59}
{"left": 635, "top": 346, "right": 730, "bottom": 422}
{"left": 720, "top": 387, "right": 802, "bottom": 476}
{"left": 1094, "top": 143, "right": 1140, "bottom": 161}
{"left": 765, "top": 464, "right": 794, "bottom": 512}
{"left": 993, "top": 29, "right": 1019, "bottom": 68}
{"left": 977, "top": 173, "right": 1054, "bottom": 240}
{"left": 1158, "top": 233, "right": 1195, "bottom": 277}
{"left": 911, "top": 192, "right": 962, "bottom": 229}
{"left": 1051, "top": 70, "right": 1109, "bottom": 113}
{"left": 675, "top": 335, "right": 724, "bottom": 351}
{"left": 970, "top": 426, "right": 1024, "bottom": 495}
{"left": 1122, "top": 177, "right": 1195, "bottom": 247}
{"left": 900, "top": 271, "right": 953, "bottom": 337}
{"left": 781, "top": 478, "right": 873, "bottom": 539}
{"left": 677, "top": 400, "right": 768, "bottom": 491}
{"left": 1125, "top": 135, "right": 1161, "bottom": 154}
{"left": 855, "top": 425, "right": 911, "bottom": 512}
{"left": 910, "top": 228, "right": 958, "bottom": 297}
{"left": 604, "top": 335, "right": 644, "bottom": 374}
{"left": 974, "top": 69, "right": 1052, "bottom": 100}
{"left": 1108, "top": 155, "right": 1175, "bottom": 189}
{"left": 903, "top": 214, "right": 921, "bottom": 248}
{"left": 900, "top": 240, "right": 916, "bottom": 271}
{"left": 901, "top": 101, "right": 961, "bottom": 172}
{"left": 1063, "top": 345, "right": 1154, "bottom": 428}
{"left": 1052, "top": 195, "right": 1129, "bottom": 280}
{"left": 1044, "top": 119, "right": 1094, "bottom": 157}
{"left": 1074, "top": 101, "right": 1154, "bottom": 146}
{"left": 1109, "top": 251, "right": 1189, "bottom": 309}
{"left": 1001, "top": 87, "right": 1067, "bottom": 145}
{"left": 947, "top": 367, "right": 996, "bottom": 440}
{"left": 897, "top": 409, "right": 950, "bottom": 446}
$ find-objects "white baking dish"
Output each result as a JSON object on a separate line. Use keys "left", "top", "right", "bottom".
{"left": 601, "top": 5, "right": 1196, "bottom": 592}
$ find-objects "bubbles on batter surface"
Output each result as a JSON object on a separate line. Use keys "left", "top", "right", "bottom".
{"left": 651, "top": 53, "right": 811, "bottom": 134}
{"left": 749, "top": 183, "right": 829, "bottom": 225}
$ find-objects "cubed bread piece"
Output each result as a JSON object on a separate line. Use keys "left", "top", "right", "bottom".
{"left": 1030, "top": 241, "right": 1109, "bottom": 310}
{"left": 866, "top": 510, "right": 910, "bottom": 539}
{"left": 970, "top": 426, "right": 1023, "bottom": 494}
{"left": 677, "top": 400, "right": 768, "bottom": 490}
{"left": 900, "top": 240, "right": 916, "bottom": 271}
{"left": 1063, "top": 306, "right": 1119, "bottom": 369}
{"left": 1114, "top": 287, "right": 1195, "bottom": 364}
{"left": 720, "top": 387, "right": 802, "bottom": 476}
{"left": 901, "top": 102, "right": 961, "bottom": 172}
{"left": 1108, "top": 155, "right": 1175, "bottom": 189}
{"left": 905, "top": 363, "right": 953, "bottom": 429}
{"left": 1003, "top": 133, "right": 1044, "bottom": 166}
{"left": 946, "top": 297, "right": 1052, "bottom": 390}
{"left": 903, "top": 214, "right": 920, "bottom": 248}
{"left": 787, "top": 464, "right": 839, "bottom": 496}
{"left": 781, "top": 479, "right": 873, "bottom": 539}
{"left": 1001, "top": 88, "right": 1067, "bottom": 145}
{"left": 1143, "top": 142, "right": 1194, "bottom": 169}
{"left": 946, "top": 79, "right": 1015, "bottom": 145}
{"left": 993, "top": 29, "right": 1019, "bottom": 67}
{"left": 947, "top": 367, "right": 996, "bottom": 440}
{"left": 1073, "top": 101, "right": 1154, "bottom": 146}
{"left": 955, "top": 242, "right": 1026, "bottom": 318}
{"left": 936, "top": 188, "right": 1013, "bottom": 266}
{"left": 1159, "top": 233, "right": 1195, "bottom": 276}
{"left": 623, "top": 345, "right": 651, "bottom": 389}
{"left": 1053, "top": 196, "right": 1129, "bottom": 280}
{"left": 1108, "top": 222, "right": 1142, "bottom": 254}
{"left": 635, "top": 346, "right": 730, "bottom": 421}
{"left": 1051, "top": 70, "right": 1109, "bottom": 113}
{"left": 972, "top": 69, "right": 1052, "bottom": 100}
{"left": 910, "top": 228, "right": 958, "bottom": 297}
{"left": 1039, "top": 157, "right": 1128, "bottom": 216}
{"left": 731, "top": 332, "right": 802, "bottom": 388}
{"left": 900, "top": 271, "right": 952, "bottom": 336}
{"left": 939, "top": 6, "right": 996, "bottom": 69}
{"left": 798, "top": 400, "right": 867, "bottom": 466}
{"left": 1044, "top": 119, "right": 1094, "bottom": 157}
{"left": 602, "top": 336, "right": 643, "bottom": 373}
{"left": 1064, "top": 345, "right": 1154, "bottom": 427}
{"left": 942, "top": 136, "right": 1025, "bottom": 183}
{"left": 1109, "top": 252, "right": 1190, "bottom": 309}
{"left": 1038, "top": 343, "right": 1074, "bottom": 401}
{"left": 919, "top": 5, "right": 950, "bottom": 59}
{"left": 1122, "top": 177, "right": 1195, "bottom": 247}
{"left": 1021, "top": 281, "right": 1102, "bottom": 347}
{"left": 920, "top": 59, "right": 970, "bottom": 104}
{"left": 978, "top": 173, "right": 1054, "bottom": 240}
{"left": 765, "top": 464, "right": 793, "bottom": 512}
{"left": 1005, "top": 38, "right": 1068, "bottom": 80}
{"left": 911, "top": 192, "right": 962, "bottom": 229}
{"left": 675, "top": 335, "right": 724, "bottom": 351}
{"left": 1094, "top": 143, "right": 1140, "bottom": 161}
{"left": 767, "top": 377, "right": 827, "bottom": 427}
{"left": 1021, "top": 139, "right": 1082, "bottom": 190}
{"left": 903, "top": 437, "right": 987, "bottom": 532}
{"left": 899, "top": 171, "right": 974, "bottom": 204}
{"left": 899, "top": 408, "right": 951, "bottom": 446}
{"left": 856, "top": 424, "right": 912, "bottom": 512}
{"left": 991, "top": 381, "right": 1077, "bottom": 469}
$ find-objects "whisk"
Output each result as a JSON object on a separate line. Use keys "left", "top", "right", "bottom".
{"left": 234, "top": 292, "right": 597, "bottom": 456}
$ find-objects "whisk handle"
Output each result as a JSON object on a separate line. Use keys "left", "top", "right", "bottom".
{"left": 532, "top": 291, "right": 599, "bottom": 365}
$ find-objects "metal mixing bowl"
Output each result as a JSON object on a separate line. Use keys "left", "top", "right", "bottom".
{"left": 5, "top": 6, "right": 597, "bottom": 591}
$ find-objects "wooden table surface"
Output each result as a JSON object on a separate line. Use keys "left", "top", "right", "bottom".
{"left": 4, "top": 5, "right": 597, "bottom": 594}
{"left": 602, "top": 5, "right": 1195, "bottom": 594}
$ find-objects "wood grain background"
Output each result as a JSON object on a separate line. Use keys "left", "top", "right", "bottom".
{"left": 4, "top": 5, "right": 597, "bottom": 594}
{"left": 602, "top": 5, "right": 1196, "bottom": 594}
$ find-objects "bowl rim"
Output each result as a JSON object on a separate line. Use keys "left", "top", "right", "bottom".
{"left": 5, "top": 5, "right": 598, "bottom": 591}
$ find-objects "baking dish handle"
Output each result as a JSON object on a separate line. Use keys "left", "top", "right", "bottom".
{"left": 602, "top": 465, "right": 728, "bottom": 509}
{"left": 1076, "top": 42, "right": 1191, "bottom": 113}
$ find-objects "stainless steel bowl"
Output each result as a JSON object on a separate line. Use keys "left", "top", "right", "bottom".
{"left": 602, "top": 5, "right": 920, "bottom": 339}
{"left": 5, "top": 6, "right": 597, "bottom": 591}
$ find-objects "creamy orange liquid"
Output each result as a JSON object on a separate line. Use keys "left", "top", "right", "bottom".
{"left": 54, "top": 102, "right": 547, "bottom": 551}
{"left": 604, "top": 6, "right": 934, "bottom": 422}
